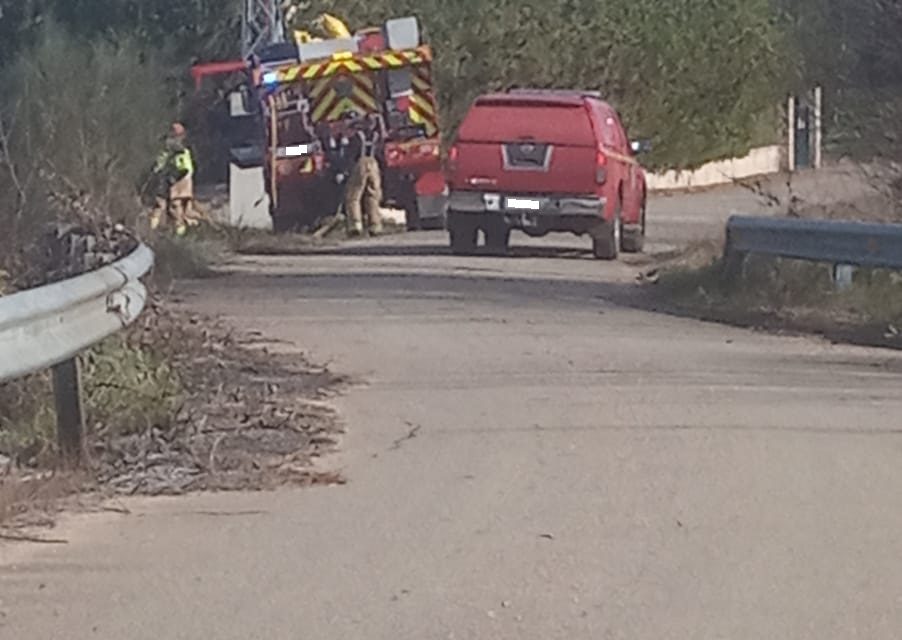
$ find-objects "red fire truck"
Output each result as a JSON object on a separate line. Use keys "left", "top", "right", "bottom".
{"left": 253, "top": 17, "right": 443, "bottom": 230}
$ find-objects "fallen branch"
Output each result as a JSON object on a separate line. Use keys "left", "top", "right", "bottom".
{"left": 313, "top": 214, "right": 345, "bottom": 239}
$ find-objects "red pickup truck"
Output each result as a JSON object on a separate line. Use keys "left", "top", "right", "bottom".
{"left": 446, "top": 90, "right": 648, "bottom": 259}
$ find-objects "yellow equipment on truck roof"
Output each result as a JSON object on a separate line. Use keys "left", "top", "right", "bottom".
{"left": 315, "top": 13, "right": 352, "bottom": 39}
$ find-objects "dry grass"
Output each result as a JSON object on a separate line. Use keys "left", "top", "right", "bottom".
{"left": 0, "top": 334, "right": 184, "bottom": 469}
{"left": 655, "top": 252, "right": 902, "bottom": 347}
{"left": 649, "top": 176, "right": 902, "bottom": 348}
{"left": 233, "top": 229, "right": 325, "bottom": 256}
{"left": 0, "top": 472, "right": 85, "bottom": 533}
{"left": 232, "top": 219, "right": 407, "bottom": 256}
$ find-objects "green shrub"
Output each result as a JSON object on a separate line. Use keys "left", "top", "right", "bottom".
{"left": 0, "top": 333, "right": 184, "bottom": 464}
{"left": 297, "top": 0, "right": 784, "bottom": 169}
{"left": 81, "top": 336, "right": 183, "bottom": 438}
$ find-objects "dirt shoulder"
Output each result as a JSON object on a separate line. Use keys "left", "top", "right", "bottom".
{"left": 1, "top": 290, "right": 347, "bottom": 534}
{"left": 640, "top": 225, "right": 902, "bottom": 352}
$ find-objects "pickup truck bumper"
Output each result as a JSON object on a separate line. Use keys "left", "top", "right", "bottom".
{"left": 448, "top": 191, "right": 606, "bottom": 233}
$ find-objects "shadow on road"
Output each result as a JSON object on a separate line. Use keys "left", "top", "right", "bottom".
{"left": 220, "top": 268, "right": 642, "bottom": 311}
{"left": 249, "top": 242, "right": 597, "bottom": 261}
{"left": 200, "top": 256, "right": 902, "bottom": 352}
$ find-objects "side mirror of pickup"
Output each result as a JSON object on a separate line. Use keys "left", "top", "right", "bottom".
{"left": 630, "top": 140, "right": 653, "bottom": 155}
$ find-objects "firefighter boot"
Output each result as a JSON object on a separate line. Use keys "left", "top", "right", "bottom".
{"left": 150, "top": 197, "right": 167, "bottom": 231}
{"left": 171, "top": 199, "right": 189, "bottom": 237}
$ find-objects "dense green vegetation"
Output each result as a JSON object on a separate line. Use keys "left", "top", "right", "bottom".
{"left": 1, "top": 1, "right": 900, "bottom": 465}
{"left": 0, "top": 0, "right": 899, "bottom": 254}
{"left": 3, "top": 0, "right": 785, "bottom": 173}
{"left": 304, "top": 0, "right": 786, "bottom": 168}
{"left": 780, "top": 0, "right": 902, "bottom": 160}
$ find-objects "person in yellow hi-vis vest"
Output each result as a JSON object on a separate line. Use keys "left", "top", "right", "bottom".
{"left": 344, "top": 113, "right": 384, "bottom": 236}
{"left": 151, "top": 122, "right": 195, "bottom": 236}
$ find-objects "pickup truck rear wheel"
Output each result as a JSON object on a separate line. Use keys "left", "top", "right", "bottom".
{"left": 484, "top": 220, "right": 511, "bottom": 256}
{"left": 592, "top": 209, "right": 621, "bottom": 260}
{"left": 621, "top": 200, "right": 646, "bottom": 254}
{"left": 448, "top": 213, "right": 478, "bottom": 255}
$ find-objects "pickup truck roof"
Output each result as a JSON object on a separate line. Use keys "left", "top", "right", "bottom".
{"left": 507, "top": 88, "right": 603, "bottom": 99}
{"left": 475, "top": 92, "right": 584, "bottom": 108}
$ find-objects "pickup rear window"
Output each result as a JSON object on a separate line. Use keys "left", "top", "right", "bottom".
{"left": 458, "top": 102, "right": 595, "bottom": 147}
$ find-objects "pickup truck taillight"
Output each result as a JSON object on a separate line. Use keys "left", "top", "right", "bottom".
{"left": 448, "top": 144, "right": 460, "bottom": 174}
{"left": 595, "top": 150, "right": 608, "bottom": 184}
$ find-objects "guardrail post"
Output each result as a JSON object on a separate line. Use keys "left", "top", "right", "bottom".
{"left": 52, "top": 358, "right": 85, "bottom": 467}
{"left": 722, "top": 250, "right": 747, "bottom": 283}
{"left": 722, "top": 226, "right": 748, "bottom": 282}
{"left": 833, "top": 264, "right": 856, "bottom": 291}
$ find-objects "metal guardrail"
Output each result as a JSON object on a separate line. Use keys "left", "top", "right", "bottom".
{"left": 0, "top": 243, "right": 154, "bottom": 463}
{"left": 726, "top": 216, "right": 902, "bottom": 270}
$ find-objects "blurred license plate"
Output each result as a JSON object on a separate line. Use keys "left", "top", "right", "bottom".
{"left": 506, "top": 198, "right": 541, "bottom": 211}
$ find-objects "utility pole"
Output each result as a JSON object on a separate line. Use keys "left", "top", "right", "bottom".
{"left": 787, "top": 95, "right": 796, "bottom": 172}
{"left": 813, "top": 85, "right": 823, "bottom": 170}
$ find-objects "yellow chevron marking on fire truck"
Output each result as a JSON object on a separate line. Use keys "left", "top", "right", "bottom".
{"left": 410, "top": 93, "right": 436, "bottom": 117}
{"left": 271, "top": 46, "right": 435, "bottom": 84}
{"left": 352, "top": 86, "right": 378, "bottom": 111}
{"left": 408, "top": 108, "right": 435, "bottom": 135}
{"left": 411, "top": 76, "right": 431, "bottom": 93}
{"left": 310, "top": 78, "right": 331, "bottom": 99}
{"left": 327, "top": 97, "right": 358, "bottom": 121}
{"left": 312, "top": 89, "right": 337, "bottom": 121}
{"left": 351, "top": 73, "right": 375, "bottom": 90}
{"left": 301, "top": 64, "right": 322, "bottom": 80}
{"left": 324, "top": 61, "right": 344, "bottom": 76}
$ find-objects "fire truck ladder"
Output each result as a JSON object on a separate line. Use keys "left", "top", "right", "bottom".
{"left": 242, "top": 0, "right": 286, "bottom": 60}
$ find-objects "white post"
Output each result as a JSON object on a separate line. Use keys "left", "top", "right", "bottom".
{"left": 813, "top": 85, "right": 823, "bottom": 169}
{"left": 833, "top": 264, "right": 855, "bottom": 291}
{"left": 787, "top": 95, "right": 796, "bottom": 173}
{"left": 230, "top": 164, "right": 272, "bottom": 230}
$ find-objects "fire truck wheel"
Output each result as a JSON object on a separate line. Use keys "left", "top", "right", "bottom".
{"left": 448, "top": 213, "right": 478, "bottom": 255}
{"left": 272, "top": 214, "right": 294, "bottom": 234}
{"left": 405, "top": 202, "right": 422, "bottom": 231}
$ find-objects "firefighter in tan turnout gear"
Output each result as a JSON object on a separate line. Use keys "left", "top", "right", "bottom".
{"left": 344, "top": 113, "right": 385, "bottom": 236}
{"left": 151, "top": 122, "right": 196, "bottom": 236}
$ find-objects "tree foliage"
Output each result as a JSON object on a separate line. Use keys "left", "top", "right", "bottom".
{"left": 3, "top": 1, "right": 786, "bottom": 169}
{"left": 0, "top": 0, "right": 240, "bottom": 63}
{"left": 0, "top": 23, "right": 171, "bottom": 278}
{"left": 781, "top": 0, "right": 902, "bottom": 160}
{"left": 295, "top": 0, "right": 784, "bottom": 168}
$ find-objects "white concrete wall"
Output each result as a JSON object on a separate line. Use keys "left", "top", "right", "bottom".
{"left": 228, "top": 164, "right": 272, "bottom": 230}
{"left": 646, "top": 145, "right": 782, "bottom": 192}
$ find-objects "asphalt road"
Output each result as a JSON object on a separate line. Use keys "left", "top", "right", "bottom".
{"left": 4, "top": 174, "right": 902, "bottom": 639}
